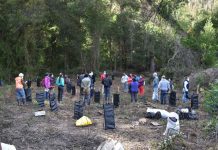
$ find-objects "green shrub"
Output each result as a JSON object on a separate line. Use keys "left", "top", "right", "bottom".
{"left": 203, "top": 83, "right": 218, "bottom": 116}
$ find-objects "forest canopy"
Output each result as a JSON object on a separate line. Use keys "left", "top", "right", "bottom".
{"left": 0, "top": 0, "right": 218, "bottom": 81}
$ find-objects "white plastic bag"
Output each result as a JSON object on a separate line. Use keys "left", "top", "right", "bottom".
{"left": 163, "top": 112, "right": 180, "bottom": 136}
{"left": 1, "top": 143, "right": 16, "bottom": 150}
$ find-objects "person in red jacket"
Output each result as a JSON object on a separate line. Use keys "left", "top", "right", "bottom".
{"left": 100, "top": 71, "right": 106, "bottom": 94}
{"left": 127, "top": 74, "right": 133, "bottom": 93}
{"left": 138, "top": 75, "right": 145, "bottom": 96}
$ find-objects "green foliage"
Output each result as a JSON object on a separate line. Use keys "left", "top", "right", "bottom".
{"left": 158, "top": 134, "right": 186, "bottom": 150}
{"left": 0, "top": 0, "right": 218, "bottom": 82}
{"left": 203, "top": 83, "right": 218, "bottom": 116}
{"left": 203, "top": 118, "right": 218, "bottom": 134}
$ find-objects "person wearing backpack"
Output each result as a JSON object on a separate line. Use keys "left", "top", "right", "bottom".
{"left": 102, "top": 74, "right": 112, "bottom": 102}
{"left": 56, "top": 73, "right": 65, "bottom": 102}
{"left": 15, "top": 73, "right": 26, "bottom": 106}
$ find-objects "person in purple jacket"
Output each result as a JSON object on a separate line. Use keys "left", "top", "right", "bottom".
{"left": 130, "top": 78, "right": 139, "bottom": 103}
{"left": 44, "top": 73, "right": 51, "bottom": 99}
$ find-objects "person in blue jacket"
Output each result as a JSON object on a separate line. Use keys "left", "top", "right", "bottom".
{"left": 130, "top": 78, "right": 139, "bottom": 103}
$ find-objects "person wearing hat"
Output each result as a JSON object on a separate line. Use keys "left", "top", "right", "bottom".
{"left": 152, "top": 72, "right": 159, "bottom": 102}
{"left": 158, "top": 75, "right": 170, "bottom": 105}
{"left": 15, "top": 73, "right": 26, "bottom": 105}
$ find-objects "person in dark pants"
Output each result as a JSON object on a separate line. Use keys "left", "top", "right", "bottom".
{"left": 102, "top": 74, "right": 112, "bottom": 103}
{"left": 130, "top": 78, "right": 139, "bottom": 103}
{"left": 56, "top": 73, "right": 65, "bottom": 102}
{"left": 158, "top": 75, "right": 170, "bottom": 105}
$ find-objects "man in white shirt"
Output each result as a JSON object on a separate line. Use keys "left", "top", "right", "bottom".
{"left": 182, "top": 76, "right": 190, "bottom": 103}
{"left": 121, "top": 73, "right": 128, "bottom": 92}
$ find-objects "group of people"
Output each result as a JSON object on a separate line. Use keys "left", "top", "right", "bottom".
{"left": 14, "top": 71, "right": 190, "bottom": 106}
{"left": 120, "top": 73, "right": 145, "bottom": 103}
{"left": 15, "top": 72, "right": 65, "bottom": 105}
{"left": 152, "top": 72, "right": 190, "bottom": 104}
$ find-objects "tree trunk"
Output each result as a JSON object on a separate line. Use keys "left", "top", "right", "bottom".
{"left": 91, "top": 31, "right": 100, "bottom": 72}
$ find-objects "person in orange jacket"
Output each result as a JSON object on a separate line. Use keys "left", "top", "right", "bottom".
{"left": 15, "top": 73, "right": 26, "bottom": 106}
{"left": 138, "top": 75, "right": 145, "bottom": 96}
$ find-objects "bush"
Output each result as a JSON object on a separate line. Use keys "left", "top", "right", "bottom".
{"left": 203, "top": 83, "right": 218, "bottom": 116}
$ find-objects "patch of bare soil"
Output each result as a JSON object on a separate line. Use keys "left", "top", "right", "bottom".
{"left": 0, "top": 78, "right": 216, "bottom": 150}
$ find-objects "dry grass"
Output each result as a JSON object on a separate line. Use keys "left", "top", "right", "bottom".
{"left": 0, "top": 78, "right": 215, "bottom": 150}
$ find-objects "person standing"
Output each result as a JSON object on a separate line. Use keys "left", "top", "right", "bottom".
{"left": 81, "top": 74, "right": 91, "bottom": 106}
{"left": 130, "top": 78, "right": 139, "bottom": 103}
{"left": 56, "top": 73, "right": 65, "bottom": 103}
{"left": 102, "top": 74, "right": 112, "bottom": 103}
{"left": 121, "top": 73, "right": 128, "bottom": 92}
{"left": 168, "top": 78, "right": 174, "bottom": 92}
{"left": 100, "top": 71, "right": 106, "bottom": 94}
{"left": 89, "top": 72, "right": 95, "bottom": 99}
{"left": 138, "top": 75, "right": 145, "bottom": 96}
{"left": 158, "top": 75, "right": 170, "bottom": 105}
{"left": 182, "top": 76, "right": 190, "bottom": 103}
{"left": 44, "top": 73, "right": 51, "bottom": 99}
{"left": 15, "top": 73, "right": 26, "bottom": 105}
{"left": 152, "top": 72, "right": 159, "bottom": 102}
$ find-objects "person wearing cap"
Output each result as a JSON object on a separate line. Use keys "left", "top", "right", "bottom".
{"left": 158, "top": 75, "right": 170, "bottom": 105}
{"left": 152, "top": 72, "right": 159, "bottom": 102}
{"left": 56, "top": 73, "right": 65, "bottom": 102}
{"left": 15, "top": 73, "right": 26, "bottom": 105}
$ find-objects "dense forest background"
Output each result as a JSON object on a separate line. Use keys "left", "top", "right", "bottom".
{"left": 0, "top": 0, "right": 218, "bottom": 82}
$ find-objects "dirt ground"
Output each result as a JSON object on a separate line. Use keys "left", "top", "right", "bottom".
{"left": 0, "top": 77, "right": 217, "bottom": 150}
